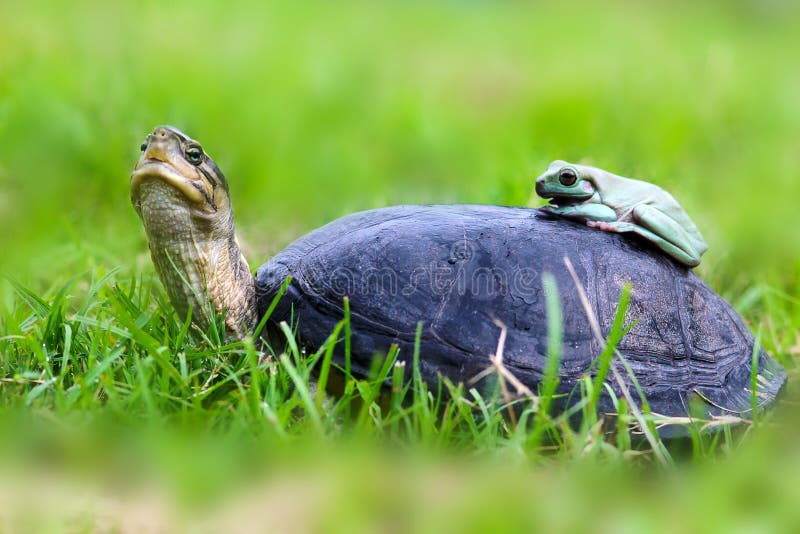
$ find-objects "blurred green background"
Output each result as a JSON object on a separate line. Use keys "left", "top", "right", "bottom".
{"left": 1, "top": 0, "right": 800, "bottom": 530}
{"left": 2, "top": 0, "right": 799, "bottom": 287}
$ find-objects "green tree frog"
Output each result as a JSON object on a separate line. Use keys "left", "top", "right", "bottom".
{"left": 535, "top": 160, "right": 708, "bottom": 267}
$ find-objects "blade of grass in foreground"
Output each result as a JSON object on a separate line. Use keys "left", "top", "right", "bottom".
{"left": 314, "top": 320, "right": 346, "bottom": 410}
{"left": 526, "top": 272, "right": 563, "bottom": 449}
{"left": 563, "top": 257, "right": 672, "bottom": 467}
{"left": 751, "top": 329, "right": 762, "bottom": 427}
{"left": 587, "top": 283, "right": 631, "bottom": 418}
{"left": 539, "top": 273, "right": 563, "bottom": 415}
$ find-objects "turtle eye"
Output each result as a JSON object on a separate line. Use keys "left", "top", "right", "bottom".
{"left": 559, "top": 168, "right": 578, "bottom": 186}
{"left": 185, "top": 145, "right": 204, "bottom": 165}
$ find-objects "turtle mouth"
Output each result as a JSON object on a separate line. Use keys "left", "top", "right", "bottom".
{"left": 130, "top": 159, "right": 208, "bottom": 205}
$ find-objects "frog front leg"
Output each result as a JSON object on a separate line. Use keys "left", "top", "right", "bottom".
{"left": 539, "top": 203, "right": 617, "bottom": 223}
{"left": 588, "top": 205, "right": 703, "bottom": 267}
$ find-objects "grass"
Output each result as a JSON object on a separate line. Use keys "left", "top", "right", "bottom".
{"left": 1, "top": 0, "right": 800, "bottom": 530}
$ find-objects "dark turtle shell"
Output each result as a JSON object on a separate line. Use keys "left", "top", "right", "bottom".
{"left": 256, "top": 205, "right": 786, "bottom": 433}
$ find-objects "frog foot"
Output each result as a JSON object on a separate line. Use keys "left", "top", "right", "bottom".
{"left": 586, "top": 220, "right": 636, "bottom": 233}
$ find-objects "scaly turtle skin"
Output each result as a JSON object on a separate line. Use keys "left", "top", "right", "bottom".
{"left": 131, "top": 126, "right": 786, "bottom": 435}
{"left": 131, "top": 126, "right": 255, "bottom": 338}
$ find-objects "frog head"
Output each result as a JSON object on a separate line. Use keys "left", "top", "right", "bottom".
{"left": 534, "top": 160, "right": 597, "bottom": 207}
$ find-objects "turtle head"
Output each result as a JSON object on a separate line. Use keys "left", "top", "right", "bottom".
{"left": 130, "top": 126, "right": 255, "bottom": 340}
{"left": 131, "top": 125, "right": 233, "bottom": 233}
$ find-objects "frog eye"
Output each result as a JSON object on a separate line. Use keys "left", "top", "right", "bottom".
{"left": 185, "top": 145, "right": 204, "bottom": 165}
{"left": 140, "top": 140, "right": 148, "bottom": 152}
{"left": 559, "top": 168, "right": 578, "bottom": 186}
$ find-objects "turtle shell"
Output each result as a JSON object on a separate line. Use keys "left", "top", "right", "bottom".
{"left": 256, "top": 205, "right": 786, "bottom": 432}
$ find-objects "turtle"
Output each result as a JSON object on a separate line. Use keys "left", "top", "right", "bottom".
{"left": 131, "top": 126, "right": 787, "bottom": 435}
